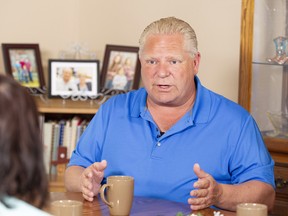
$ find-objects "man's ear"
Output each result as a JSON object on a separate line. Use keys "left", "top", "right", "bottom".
{"left": 193, "top": 52, "right": 201, "bottom": 75}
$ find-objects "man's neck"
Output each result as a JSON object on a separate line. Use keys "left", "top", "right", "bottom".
{"left": 146, "top": 94, "right": 195, "bottom": 132}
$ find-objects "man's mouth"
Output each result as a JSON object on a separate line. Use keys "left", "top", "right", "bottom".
{"left": 157, "top": 84, "right": 171, "bottom": 89}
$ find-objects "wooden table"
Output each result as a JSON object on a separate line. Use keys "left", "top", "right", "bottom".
{"left": 45, "top": 192, "right": 236, "bottom": 216}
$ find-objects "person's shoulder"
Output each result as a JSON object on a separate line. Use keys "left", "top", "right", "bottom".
{"left": 207, "top": 88, "right": 250, "bottom": 117}
{"left": 196, "top": 77, "right": 248, "bottom": 116}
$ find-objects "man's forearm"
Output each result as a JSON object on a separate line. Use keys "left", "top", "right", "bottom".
{"left": 216, "top": 180, "right": 275, "bottom": 211}
{"left": 64, "top": 166, "right": 85, "bottom": 192}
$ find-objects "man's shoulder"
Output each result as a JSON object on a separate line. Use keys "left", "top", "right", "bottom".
{"left": 207, "top": 89, "right": 251, "bottom": 122}
{"left": 196, "top": 77, "right": 249, "bottom": 117}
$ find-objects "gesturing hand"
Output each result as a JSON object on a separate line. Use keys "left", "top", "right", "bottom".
{"left": 81, "top": 160, "right": 107, "bottom": 201}
{"left": 188, "top": 163, "right": 223, "bottom": 210}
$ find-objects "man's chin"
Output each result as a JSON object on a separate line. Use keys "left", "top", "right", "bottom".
{"left": 152, "top": 96, "right": 178, "bottom": 106}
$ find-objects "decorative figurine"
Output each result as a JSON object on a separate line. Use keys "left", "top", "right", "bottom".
{"left": 267, "top": 36, "right": 288, "bottom": 65}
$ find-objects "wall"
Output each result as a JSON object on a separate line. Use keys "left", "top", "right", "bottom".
{"left": 0, "top": 0, "right": 242, "bottom": 102}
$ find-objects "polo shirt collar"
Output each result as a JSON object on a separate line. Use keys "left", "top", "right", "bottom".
{"left": 130, "top": 76, "right": 212, "bottom": 125}
{"left": 130, "top": 88, "right": 148, "bottom": 118}
{"left": 191, "top": 76, "right": 211, "bottom": 124}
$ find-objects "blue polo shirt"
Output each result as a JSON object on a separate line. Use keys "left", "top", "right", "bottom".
{"left": 68, "top": 76, "right": 275, "bottom": 203}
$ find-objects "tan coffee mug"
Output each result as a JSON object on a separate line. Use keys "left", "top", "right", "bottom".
{"left": 51, "top": 200, "right": 83, "bottom": 216}
{"left": 100, "top": 175, "right": 134, "bottom": 216}
{"left": 237, "top": 203, "right": 267, "bottom": 216}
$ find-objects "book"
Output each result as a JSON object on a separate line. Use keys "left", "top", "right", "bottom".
{"left": 42, "top": 121, "right": 54, "bottom": 174}
{"left": 68, "top": 116, "right": 82, "bottom": 158}
{"left": 62, "top": 120, "right": 72, "bottom": 153}
{"left": 58, "top": 120, "right": 66, "bottom": 146}
{"left": 50, "top": 124, "right": 60, "bottom": 175}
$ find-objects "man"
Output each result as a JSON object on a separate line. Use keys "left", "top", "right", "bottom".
{"left": 56, "top": 67, "right": 77, "bottom": 91}
{"left": 65, "top": 17, "right": 275, "bottom": 211}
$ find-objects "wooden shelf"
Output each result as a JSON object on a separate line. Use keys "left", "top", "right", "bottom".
{"left": 33, "top": 96, "right": 99, "bottom": 114}
{"left": 33, "top": 96, "right": 100, "bottom": 192}
{"left": 263, "top": 136, "right": 288, "bottom": 164}
{"left": 264, "top": 136, "right": 288, "bottom": 154}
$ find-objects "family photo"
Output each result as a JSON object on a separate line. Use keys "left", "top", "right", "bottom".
{"left": 49, "top": 60, "right": 99, "bottom": 98}
{"left": 104, "top": 51, "right": 138, "bottom": 91}
{"left": 55, "top": 67, "right": 92, "bottom": 92}
{"left": 8, "top": 49, "right": 40, "bottom": 88}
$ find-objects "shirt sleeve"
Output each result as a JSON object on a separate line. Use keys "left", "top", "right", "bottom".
{"left": 229, "top": 115, "right": 275, "bottom": 188}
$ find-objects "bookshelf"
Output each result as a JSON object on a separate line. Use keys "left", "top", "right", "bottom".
{"left": 35, "top": 96, "right": 99, "bottom": 114}
{"left": 33, "top": 96, "right": 99, "bottom": 192}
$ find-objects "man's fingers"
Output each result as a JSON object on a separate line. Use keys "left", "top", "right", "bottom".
{"left": 83, "top": 170, "right": 92, "bottom": 178}
{"left": 193, "top": 163, "right": 209, "bottom": 179}
{"left": 92, "top": 160, "right": 107, "bottom": 171}
{"left": 82, "top": 176, "right": 93, "bottom": 190}
{"left": 189, "top": 203, "right": 208, "bottom": 211}
{"left": 190, "top": 188, "right": 209, "bottom": 198}
{"left": 194, "top": 178, "right": 210, "bottom": 189}
{"left": 82, "top": 192, "right": 94, "bottom": 202}
{"left": 82, "top": 185, "right": 93, "bottom": 196}
{"left": 81, "top": 178, "right": 95, "bottom": 202}
{"left": 188, "top": 197, "right": 208, "bottom": 210}
{"left": 190, "top": 163, "right": 221, "bottom": 210}
{"left": 80, "top": 161, "right": 107, "bottom": 202}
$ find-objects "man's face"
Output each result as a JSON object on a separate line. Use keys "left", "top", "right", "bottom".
{"left": 63, "top": 69, "right": 72, "bottom": 83}
{"left": 139, "top": 33, "right": 200, "bottom": 107}
{"left": 79, "top": 74, "right": 86, "bottom": 84}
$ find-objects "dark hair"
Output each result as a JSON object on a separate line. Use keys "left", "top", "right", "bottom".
{"left": 0, "top": 74, "right": 49, "bottom": 209}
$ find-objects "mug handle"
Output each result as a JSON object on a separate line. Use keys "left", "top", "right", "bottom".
{"left": 100, "top": 184, "right": 113, "bottom": 207}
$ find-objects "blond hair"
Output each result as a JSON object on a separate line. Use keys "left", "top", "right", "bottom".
{"left": 139, "top": 17, "right": 198, "bottom": 57}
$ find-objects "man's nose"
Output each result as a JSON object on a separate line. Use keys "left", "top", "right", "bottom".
{"left": 157, "top": 63, "right": 170, "bottom": 78}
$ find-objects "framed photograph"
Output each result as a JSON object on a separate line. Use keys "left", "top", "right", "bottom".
{"left": 48, "top": 59, "right": 100, "bottom": 98}
{"left": 101, "top": 44, "right": 141, "bottom": 91}
{"left": 1, "top": 43, "right": 45, "bottom": 94}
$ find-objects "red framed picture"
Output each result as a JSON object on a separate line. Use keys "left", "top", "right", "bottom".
{"left": 2, "top": 43, "right": 46, "bottom": 94}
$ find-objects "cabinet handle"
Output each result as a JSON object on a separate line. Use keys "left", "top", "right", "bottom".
{"left": 275, "top": 178, "right": 287, "bottom": 189}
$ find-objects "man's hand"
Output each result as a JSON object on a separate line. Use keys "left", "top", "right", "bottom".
{"left": 188, "top": 163, "right": 223, "bottom": 210}
{"left": 81, "top": 160, "right": 107, "bottom": 201}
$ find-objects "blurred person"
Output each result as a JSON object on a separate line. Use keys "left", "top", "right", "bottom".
{"left": 112, "top": 66, "right": 127, "bottom": 90}
{"left": 105, "top": 53, "right": 123, "bottom": 89}
{"left": 123, "top": 57, "right": 135, "bottom": 90}
{"left": 0, "top": 74, "right": 50, "bottom": 215}
{"left": 13, "top": 60, "right": 22, "bottom": 82}
{"left": 25, "top": 58, "right": 33, "bottom": 82}
{"left": 56, "top": 67, "right": 77, "bottom": 91}
{"left": 77, "top": 72, "right": 92, "bottom": 92}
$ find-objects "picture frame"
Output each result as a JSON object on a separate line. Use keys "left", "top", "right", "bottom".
{"left": 1, "top": 43, "right": 46, "bottom": 94}
{"left": 48, "top": 59, "right": 100, "bottom": 98}
{"left": 101, "top": 44, "right": 141, "bottom": 91}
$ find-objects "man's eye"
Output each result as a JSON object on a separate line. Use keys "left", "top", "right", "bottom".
{"left": 170, "top": 60, "right": 180, "bottom": 65}
{"left": 146, "top": 60, "right": 157, "bottom": 65}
